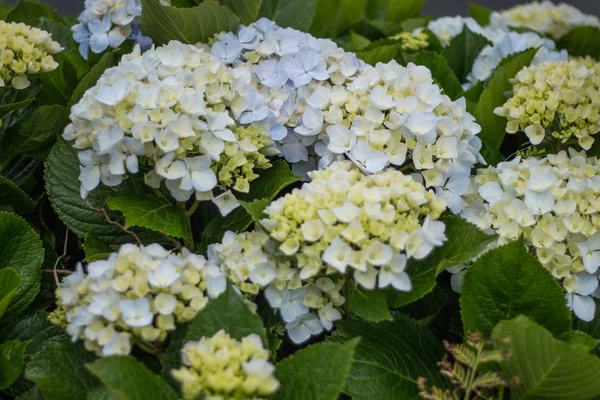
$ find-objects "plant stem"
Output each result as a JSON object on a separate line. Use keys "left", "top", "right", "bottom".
{"left": 181, "top": 201, "right": 197, "bottom": 250}
{"left": 185, "top": 201, "right": 201, "bottom": 218}
{"left": 463, "top": 340, "right": 484, "bottom": 400}
{"left": 498, "top": 386, "right": 505, "bottom": 400}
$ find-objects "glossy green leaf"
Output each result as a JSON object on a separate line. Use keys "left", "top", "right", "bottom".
{"left": 386, "top": 215, "right": 497, "bottom": 308}
{"left": 310, "top": 0, "right": 367, "bottom": 38}
{"left": 0, "top": 268, "right": 24, "bottom": 321}
{"left": 0, "top": 340, "right": 30, "bottom": 389}
{"left": 468, "top": 3, "right": 492, "bottom": 26}
{"left": 220, "top": 0, "right": 262, "bottom": 25}
{"left": 0, "top": 175, "right": 35, "bottom": 215}
{"left": 347, "top": 285, "right": 392, "bottom": 322}
{"left": 86, "top": 357, "right": 178, "bottom": 400}
{"left": 493, "top": 316, "right": 600, "bottom": 400}
{"left": 0, "top": 212, "right": 43, "bottom": 321}
{"left": 330, "top": 313, "right": 446, "bottom": 399}
{"left": 271, "top": 0, "right": 317, "bottom": 31}
{"left": 140, "top": 0, "right": 240, "bottom": 46}
{"left": 460, "top": 238, "right": 571, "bottom": 337}
{"left": 442, "top": 26, "right": 491, "bottom": 81}
{"left": 273, "top": 339, "right": 359, "bottom": 400}
{"left": 408, "top": 51, "right": 463, "bottom": 99}
{"left": 557, "top": 26, "right": 600, "bottom": 60}
{"left": 107, "top": 192, "right": 187, "bottom": 238}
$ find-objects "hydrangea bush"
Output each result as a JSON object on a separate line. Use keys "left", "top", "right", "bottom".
{"left": 2, "top": 1, "right": 600, "bottom": 400}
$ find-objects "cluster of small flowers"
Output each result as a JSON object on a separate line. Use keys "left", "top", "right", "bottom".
{"left": 489, "top": 1, "right": 600, "bottom": 39}
{"left": 172, "top": 330, "right": 279, "bottom": 400}
{"left": 64, "top": 41, "right": 277, "bottom": 216}
{"left": 389, "top": 31, "right": 430, "bottom": 52}
{"left": 0, "top": 21, "right": 63, "bottom": 89}
{"left": 72, "top": 0, "right": 170, "bottom": 59}
{"left": 457, "top": 149, "right": 600, "bottom": 321}
{"left": 417, "top": 17, "right": 567, "bottom": 89}
{"left": 56, "top": 243, "right": 226, "bottom": 356}
{"left": 494, "top": 59, "right": 600, "bottom": 150}
{"left": 208, "top": 18, "right": 366, "bottom": 169}
{"left": 206, "top": 229, "right": 346, "bottom": 344}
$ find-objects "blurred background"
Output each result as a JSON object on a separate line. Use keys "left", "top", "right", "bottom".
{"left": 4, "top": 0, "right": 600, "bottom": 19}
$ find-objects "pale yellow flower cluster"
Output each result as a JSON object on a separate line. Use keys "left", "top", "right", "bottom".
{"left": 495, "top": 59, "right": 600, "bottom": 150}
{"left": 172, "top": 330, "right": 279, "bottom": 400}
{"left": 390, "top": 31, "right": 430, "bottom": 52}
{"left": 489, "top": 1, "right": 600, "bottom": 39}
{"left": 0, "top": 20, "right": 63, "bottom": 89}
{"left": 56, "top": 244, "right": 224, "bottom": 356}
{"left": 461, "top": 149, "right": 600, "bottom": 295}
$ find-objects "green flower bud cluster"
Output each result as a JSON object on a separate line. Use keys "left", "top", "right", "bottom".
{"left": 390, "top": 31, "right": 430, "bottom": 52}
{"left": 172, "top": 330, "right": 279, "bottom": 400}
{"left": 56, "top": 243, "right": 225, "bottom": 356}
{"left": 495, "top": 59, "right": 600, "bottom": 151}
{"left": 0, "top": 20, "right": 63, "bottom": 89}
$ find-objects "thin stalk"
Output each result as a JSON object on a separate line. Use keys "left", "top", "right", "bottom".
{"left": 463, "top": 341, "right": 485, "bottom": 400}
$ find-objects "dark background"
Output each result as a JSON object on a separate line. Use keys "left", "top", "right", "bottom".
{"left": 5, "top": 0, "right": 600, "bottom": 19}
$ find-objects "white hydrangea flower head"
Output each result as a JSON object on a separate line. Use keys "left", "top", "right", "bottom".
{"left": 72, "top": 0, "right": 171, "bottom": 59}
{"left": 465, "top": 29, "right": 568, "bottom": 88}
{"left": 489, "top": 1, "right": 600, "bottom": 40}
{"left": 64, "top": 41, "right": 277, "bottom": 216}
{"left": 415, "top": 16, "right": 488, "bottom": 46}
{"left": 0, "top": 21, "right": 63, "bottom": 89}
{"left": 457, "top": 149, "right": 600, "bottom": 321}
{"left": 208, "top": 18, "right": 366, "bottom": 170}
{"left": 172, "top": 330, "right": 279, "bottom": 400}
{"left": 56, "top": 243, "right": 225, "bottom": 356}
{"left": 494, "top": 58, "right": 600, "bottom": 151}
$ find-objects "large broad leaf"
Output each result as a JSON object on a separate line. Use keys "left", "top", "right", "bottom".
{"left": 330, "top": 313, "right": 446, "bottom": 400}
{"left": 140, "top": 0, "right": 239, "bottom": 46}
{"left": 557, "top": 26, "right": 600, "bottom": 60}
{"left": 1, "top": 105, "right": 69, "bottom": 161}
{"left": 0, "top": 340, "right": 30, "bottom": 389}
{"left": 87, "top": 357, "right": 178, "bottom": 400}
{"left": 0, "top": 212, "right": 43, "bottom": 322}
{"left": 407, "top": 51, "right": 463, "bottom": 100}
{"left": 106, "top": 192, "right": 187, "bottom": 238}
{"left": 346, "top": 284, "right": 392, "bottom": 322}
{"left": 45, "top": 138, "right": 160, "bottom": 245}
{"left": 0, "top": 175, "right": 35, "bottom": 215}
{"left": 460, "top": 238, "right": 571, "bottom": 337}
{"left": 386, "top": 215, "right": 497, "bottom": 308}
{"left": 273, "top": 339, "right": 359, "bottom": 400}
{"left": 493, "top": 316, "right": 600, "bottom": 400}
{"left": 310, "top": 0, "right": 367, "bottom": 38}
{"left": 468, "top": 3, "right": 492, "bottom": 26}
{"left": 0, "top": 311, "right": 68, "bottom": 357}
{"left": 186, "top": 283, "right": 267, "bottom": 343}
{"left": 0, "top": 268, "right": 24, "bottom": 321}
{"left": 38, "top": 50, "right": 80, "bottom": 106}
{"left": 473, "top": 48, "right": 537, "bottom": 152}
{"left": 367, "top": 0, "right": 426, "bottom": 23}
{"left": 69, "top": 50, "right": 122, "bottom": 107}
{"left": 198, "top": 159, "right": 299, "bottom": 252}
{"left": 268, "top": 0, "right": 318, "bottom": 31}
{"left": 26, "top": 340, "right": 100, "bottom": 400}
{"left": 220, "top": 0, "right": 262, "bottom": 25}
{"left": 6, "top": 0, "right": 64, "bottom": 26}
{"left": 357, "top": 41, "right": 404, "bottom": 65}
{"left": 442, "top": 26, "right": 491, "bottom": 82}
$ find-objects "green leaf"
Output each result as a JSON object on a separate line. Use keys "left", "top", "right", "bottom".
{"left": 386, "top": 215, "right": 497, "bottom": 308}
{"left": 271, "top": 0, "right": 317, "bottom": 31}
{"left": 220, "top": 0, "right": 262, "bottom": 25}
{"left": 357, "top": 42, "right": 403, "bottom": 65}
{"left": 273, "top": 339, "right": 359, "bottom": 400}
{"left": 442, "top": 26, "right": 491, "bottom": 82}
{"left": 83, "top": 235, "right": 113, "bottom": 262}
{"left": 69, "top": 50, "right": 121, "bottom": 107}
{"left": 347, "top": 30, "right": 372, "bottom": 52}
{"left": 330, "top": 313, "right": 446, "bottom": 399}
{"left": 0, "top": 311, "right": 68, "bottom": 357}
{"left": 239, "top": 198, "right": 270, "bottom": 224}
{"left": 461, "top": 238, "right": 571, "bottom": 337}
{"left": 0, "top": 175, "right": 35, "bottom": 215}
{"left": 368, "top": 0, "right": 426, "bottom": 23}
{"left": 6, "top": 0, "right": 64, "bottom": 26}
{"left": 347, "top": 285, "right": 392, "bottom": 322}
{"left": 186, "top": 283, "right": 267, "bottom": 344}
{"left": 407, "top": 51, "right": 463, "bottom": 100}
{"left": 0, "top": 98, "right": 34, "bottom": 119}
{"left": 140, "top": 0, "right": 240, "bottom": 46}
{"left": 557, "top": 26, "right": 600, "bottom": 59}
{"left": 19, "top": 386, "right": 46, "bottom": 400}
{"left": 26, "top": 340, "right": 100, "bottom": 400}
{"left": 199, "top": 159, "right": 299, "bottom": 252}
{"left": 86, "top": 357, "right": 178, "bottom": 400}
{"left": 38, "top": 51, "right": 79, "bottom": 105}
{"left": 468, "top": 3, "right": 492, "bottom": 26}
{"left": 493, "top": 316, "right": 600, "bottom": 400}
{"left": 0, "top": 340, "right": 30, "bottom": 389}
{"left": 0, "top": 268, "right": 24, "bottom": 321}
{"left": 106, "top": 192, "right": 187, "bottom": 238}
{"left": 1, "top": 105, "right": 69, "bottom": 161}
{"left": 0, "top": 212, "right": 43, "bottom": 321}
{"left": 473, "top": 48, "right": 537, "bottom": 151}
{"left": 309, "top": 0, "right": 367, "bottom": 38}
{"left": 559, "top": 331, "right": 598, "bottom": 351}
